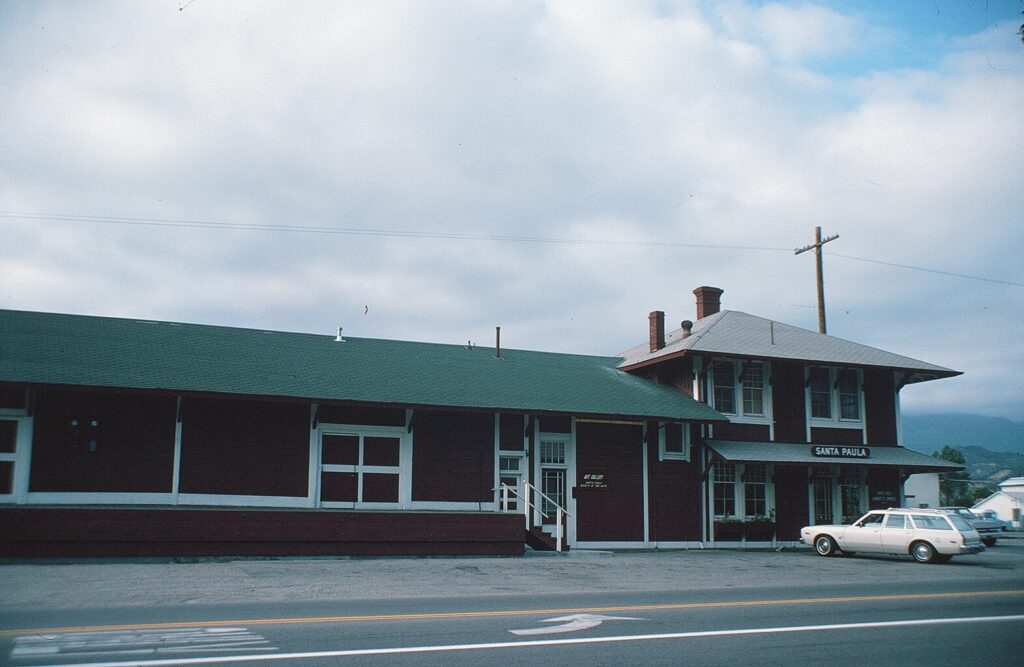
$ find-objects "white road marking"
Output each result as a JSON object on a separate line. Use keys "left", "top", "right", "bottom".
{"left": 10, "top": 627, "right": 275, "bottom": 663}
{"left": 20, "top": 614, "right": 1024, "bottom": 666}
{"left": 510, "top": 613, "right": 644, "bottom": 635}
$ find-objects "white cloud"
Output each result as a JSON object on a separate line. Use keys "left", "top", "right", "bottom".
{"left": 0, "top": 0, "right": 1021, "bottom": 418}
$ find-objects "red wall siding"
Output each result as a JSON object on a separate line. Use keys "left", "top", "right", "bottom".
{"left": 710, "top": 422, "right": 770, "bottom": 442}
{"left": 575, "top": 422, "right": 644, "bottom": 542}
{"left": 499, "top": 413, "right": 525, "bottom": 451}
{"left": 810, "top": 427, "right": 863, "bottom": 446}
{"left": 0, "top": 383, "right": 27, "bottom": 409}
{"left": 411, "top": 410, "right": 494, "bottom": 502}
{"left": 648, "top": 443, "right": 703, "bottom": 542}
{"left": 318, "top": 404, "right": 405, "bottom": 427}
{"left": 772, "top": 362, "right": 807, "bottom": 443}
{"left": 773, "top": 465, "right": 809, "bottom": 541}
{"left": 0, "top": 507, "right": 523, "bottom": 557}
{"left": 179, "top": 398, "right": 310, "bottom": 497}
{"left": 864, "top": 369, "right": 898, "bottom": 445}
{"left": 29, "top": 389, "right": 176, "bottom": 493}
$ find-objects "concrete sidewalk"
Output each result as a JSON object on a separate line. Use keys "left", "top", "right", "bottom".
{"left": 1, "top": 544, "right": 1020, "bottom": 613}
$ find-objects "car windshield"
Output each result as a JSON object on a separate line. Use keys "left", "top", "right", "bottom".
{"left": 948, "top": 514, "right": 973, "bottom": 532}
{"left": 956, "top": 509, "right": 978, "bottom": 519}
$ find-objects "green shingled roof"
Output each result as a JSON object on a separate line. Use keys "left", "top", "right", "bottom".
{"left": 0, "top": 309, "right": 725, "bottom": 423}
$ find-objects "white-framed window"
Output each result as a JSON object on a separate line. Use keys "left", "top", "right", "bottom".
{"left": 659, "top": 422, "right": 691, "bottom": 461}
{"left": 744, "top": 464, "right": 768, "bottom": 517}
{"left": 710, "top": 360, "right": 770, "bottom": 422}
{"left": 807, "top": 367, "right": 863, "bottom": 424}
{"left": 537, "top": 435, "right": 570, "bottom": 518}
{"left": 318, "top": 426, "right": 409, "bottom": 508}
{"left": 497, "top": 453, "right": 525, "bottom": 511}
{"left": 0, "top": 416, "right": 21, "bottom": 497}
{"left": 713, "top": 462, "right": 773, "bottom": 519}
{"left": 713, "top": 463, "right": 737, "bottom": 517}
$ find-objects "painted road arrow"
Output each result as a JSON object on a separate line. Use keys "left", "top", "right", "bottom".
{"left": 510, "top": 613, "right": 645, "bottom": 636}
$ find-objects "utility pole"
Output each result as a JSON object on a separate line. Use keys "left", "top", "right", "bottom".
{"left": 794, "top": 226, "right": 839, "bottom": 334}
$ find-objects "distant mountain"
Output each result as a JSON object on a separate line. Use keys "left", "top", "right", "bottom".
{"left": 958, "top": 446, "right": 1024, "bottom": 486}
{"left": 902, "top": 414, "right": 1024, "bottom": 455}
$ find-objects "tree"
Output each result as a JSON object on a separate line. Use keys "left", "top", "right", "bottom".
{"left": 934, "top": 445, "right": 972, "bottom": 506}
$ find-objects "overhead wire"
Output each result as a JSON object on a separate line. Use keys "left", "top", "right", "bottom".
{"left": 1, "top": 210, "right": 1020, "bottom": 288}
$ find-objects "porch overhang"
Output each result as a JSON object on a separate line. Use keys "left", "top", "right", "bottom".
{"left": 705, "top": 440, "right": 963, "bottom": 473}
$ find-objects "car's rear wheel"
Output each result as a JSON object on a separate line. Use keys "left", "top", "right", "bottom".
{"left": 814, "top": 535, "right": 838, "bottom": 557}
{"left": 911, "top": 541, "right": 937, "bottom": 563}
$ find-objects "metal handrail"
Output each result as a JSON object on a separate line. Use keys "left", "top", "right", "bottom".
{"left": 498, "top": 481, "right": 570, "bottom": 552}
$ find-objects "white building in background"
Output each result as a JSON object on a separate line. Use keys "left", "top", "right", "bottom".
{"left": 904, "top": 473, "right": 940, "bottom": 508}
{"left": 972, "top": 477, "right": 1024, "bottom": 531}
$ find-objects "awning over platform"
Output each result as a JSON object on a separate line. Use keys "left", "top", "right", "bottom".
{"left": 705, "top": 440, "right": 962, "bottom": 472}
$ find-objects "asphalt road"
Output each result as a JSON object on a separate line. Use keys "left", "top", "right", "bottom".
{"left": 2, "top": 542, "right": 1023, "bottom": 666}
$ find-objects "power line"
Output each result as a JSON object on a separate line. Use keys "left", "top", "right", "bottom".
{"left": 0, "top": 211, "right": 790, "bottom": 252}
{"left": 2, "top": 210, "right": 1021, "bottom": 288}
{"left": 830, "top": 253, "right": 1024, "bottom": 288}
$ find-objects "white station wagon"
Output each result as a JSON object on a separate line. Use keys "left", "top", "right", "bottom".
{"left": 801, "top": 508, "right": 985, "bottom": 563}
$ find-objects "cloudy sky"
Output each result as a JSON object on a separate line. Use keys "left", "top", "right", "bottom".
{"left": 1, "top": 0, "right": 1022, "bottom": 419}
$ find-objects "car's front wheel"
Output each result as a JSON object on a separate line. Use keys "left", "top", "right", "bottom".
{"left": 911, "top": 541, "right": 938, "bottom": 563}
{"left": 814, "top": 535, "right": 838, "bottom": 557}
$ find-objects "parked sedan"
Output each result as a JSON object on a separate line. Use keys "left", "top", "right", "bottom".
{"left": 940, "top": 506, "right": 1003, "bottom": 547}
{"left": 801, "top": 508, "right": 985, "bottom": 563}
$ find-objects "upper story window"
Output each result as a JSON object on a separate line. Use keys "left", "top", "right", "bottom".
{"left": 710, "top": 360, "right": 769, "bottom": 421}
{"left": 659, "top": 422, "right": 690, "bottom": 462}
{"left": 807, "top": 367, "right": 862, "bottom": 423}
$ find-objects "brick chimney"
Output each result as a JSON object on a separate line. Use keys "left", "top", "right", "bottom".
{"left": 694, "top": 286, "right": 724, "bottom": 320}
{"left": 648, "top": 310, "right": 665, "bottom": 352}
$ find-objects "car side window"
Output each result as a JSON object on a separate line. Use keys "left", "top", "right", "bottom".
{"left": 858, "top": 513, "right": 884, "bottom": 527}
{"left": 911, "top": 514, "right": 953, "bottom": 530}
{"left": 884, "top": 514, "right": 906, "bottom": 529}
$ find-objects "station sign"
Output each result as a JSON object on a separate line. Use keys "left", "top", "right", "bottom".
{"left": 811, "top": 445, "right": 870, "bottom": 459}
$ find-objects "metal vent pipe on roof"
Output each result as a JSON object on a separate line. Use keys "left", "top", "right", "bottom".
{"left": 335, "top": 326, "right": 344, "bottom": 342}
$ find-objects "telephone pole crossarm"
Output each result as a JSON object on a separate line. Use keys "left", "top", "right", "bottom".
{"left": 794, "top": 226, "right": 839, "bottom": 334}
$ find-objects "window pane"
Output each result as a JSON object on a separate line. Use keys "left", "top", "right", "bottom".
{"left": 0, "top": 420, "right": 16, "bottom": 454}
{"left": 713, "top": 463, "right": 736, "bottom": 483}
{"left": 713, "top": 362, "right": 736, "bottom": 414}
{"left": 541, "top": 469, "right": 566, "bottom": 513}
{"left": 362, "top": 473, "right": 399, "bottom": 502}
{"left": 744, "top": 484, "right": 766, "bottom": 517}
{"left": 320, "top": 471, "right": 357, "bottom": 502}
{"left": 363, "top": 436, "right": 400, "bottom": 467}
{"left": 743, "top": 464, "right": 767, "bottom": 517}
{"left": 838, "top": 370, "right": 860, "bottom": 420}
{"left": 664, "top": 423, "right": 685, "bottom": 453}
{"left": 540, "top": 441, "right": 565, "bottom": 465}
{"left": 499, "top": 455, "right": 521, "bottom": 472}
{"left": 741, "top": 364, "right": 764, "bottom": 415}
{"left": 911, "top": 514, "right": 953, "bottom": 530}
{"left": 0, "top": 461, "right": 12, "bottom": 494}
{"left": 744, "top": 464, "right": 766, "bottom": 483}
{"left": 809, "top": 368, "right": 831, "bottom": 419}
{"left": 322, "top": 434, "right": 359, "bottom": 465}
{"left": 713, "top": 463, "right": 736, "bottom": 516}
{"left": 885, "top": 514, "right": 906, "bottom": 529}
{"left": 813, "top": 476, "right": 833, "bottom": 524}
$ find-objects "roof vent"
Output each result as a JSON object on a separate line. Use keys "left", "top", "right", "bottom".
{"left": 335, "top": 326, "right": 344, "bottom": 342}
{"left": 680, "top": 320, "right": 693, "bottom": 339}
